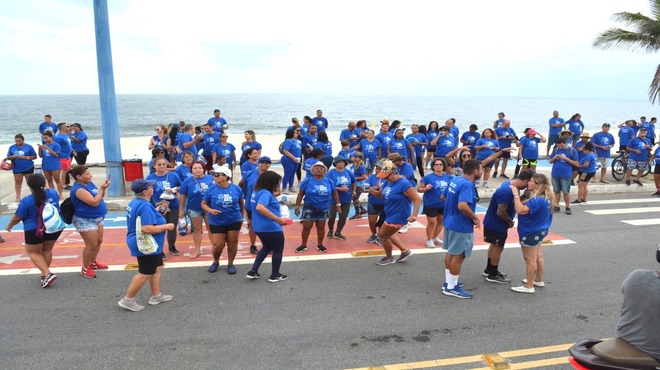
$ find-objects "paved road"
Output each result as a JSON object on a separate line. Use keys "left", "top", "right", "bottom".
{"left": 1, "top": 193, "right": 658, "bottom": 369}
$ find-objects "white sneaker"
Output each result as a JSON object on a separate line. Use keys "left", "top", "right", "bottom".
{"left": 511, "top": 286, "right": 535, "bottom": 294}
{"left": 522, "top": 279, "right": 545, "bottom": 287}
{"left": 398, "top": 224, "right": 410, "bottom": 234}
{"left": 118, "top": 298, "right": 145, "bottom": 312}
{"left": 425, "top": 240, "right": 435, "bottom": 249}
{"left": 148, "top": 293, "right": 174, "bottom": 306}
{"left": 482, "top": 181, "right": 489, "bottom": 188}
{"left": 475, "top": 180, "right": 480, "bottom": 187}
{"left": 433, "top": 237, "right": 443, "bottom": 245}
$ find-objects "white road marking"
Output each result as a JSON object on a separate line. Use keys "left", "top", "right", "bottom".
{"left": 585, "top": 207, "right": 660, "bottom": 215}
{"left": 580, "top": 198, "right": 660, "bottom": 206}
{"left": 621, "top": 218, "right": 660, "bottom": 226}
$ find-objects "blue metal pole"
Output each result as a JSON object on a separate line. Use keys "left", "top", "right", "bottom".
{"left": 93, "top": 0, "right": 125, "bottom": 197}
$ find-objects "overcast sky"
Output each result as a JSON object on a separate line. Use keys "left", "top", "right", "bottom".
{"left": 0, "top": 0, "right": 657, "bottom": 100}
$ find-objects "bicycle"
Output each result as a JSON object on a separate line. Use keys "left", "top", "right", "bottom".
{"left": 611, "top": 150, "right": 653, "bottom": 181}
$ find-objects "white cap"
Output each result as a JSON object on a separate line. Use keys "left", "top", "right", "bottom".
{"left": 211, "top": 164, "right": 232, "bottom": 178}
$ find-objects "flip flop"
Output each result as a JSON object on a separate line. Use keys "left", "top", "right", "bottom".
{"left": 189, "top": 252, "right": 201, "bottom": 259}
{"left": 599, "top": 180, "right": 609, "bottom": 184}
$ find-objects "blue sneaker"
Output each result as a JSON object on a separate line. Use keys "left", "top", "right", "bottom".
{"left": 227, "top": 265, "right": 237, "bottom": 275}
{"left": 442, "top": 281, "right": 466, "bottom": 292}
{"left": 208, "top": 262, "right": 219, "bottom": 273}
{"left": 442, "top": 286, "right": 473, "bottom": 299}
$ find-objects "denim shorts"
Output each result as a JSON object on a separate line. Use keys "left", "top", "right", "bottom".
{"left": 520, "top": 229, "right": 548, "bottom": 247}
{"left": 72, "top": 215, "right": 104, "bottom": 232}
{"left": 187, "top": 209, "right": 208, "bottom": 218}
{"left": 627, "top": 159, "right": 649, "bottom": 171}
{"left": 301, "top": 204, "right": 329, "bottom": 221}
{"left": 551, "top": 176, "right": 571, "bottom": 194}
{"left": 443, "top": 229, "right": 474, "bottom": 257}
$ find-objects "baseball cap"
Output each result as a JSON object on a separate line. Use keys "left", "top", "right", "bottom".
{"left": 131, "top": 179, "right": 157, "bottom": 193}
{"left": 258, "top": 156, "right": 272, "bottom": 163}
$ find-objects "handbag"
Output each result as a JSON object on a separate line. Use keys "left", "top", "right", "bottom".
{"left": 135, "top": 204, "right": 159, "bottom": 255}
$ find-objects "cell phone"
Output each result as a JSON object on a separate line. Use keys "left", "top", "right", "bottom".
{"left": 108, "top": 175, "right": 111, "bottom": 180}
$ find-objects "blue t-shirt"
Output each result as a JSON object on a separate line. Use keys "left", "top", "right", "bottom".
{"left": 375, "top": 132, "right": 393, "bottom": 157}
{"left": 203, "top": 183, "right": 244, "bottom": 226}
{"left": 177, "top": 133, "right": 197, "bottom": 161}
{"left": 590, "top": 132, "right": 615, "bottom": 158}
{"left": 548, "top": 117, "right": 565, "bottom": 135}
{"left": 70, "top": 131, "right": 88, "bottom": 152}
{"left": 126, "top": 198, "right": 166, "bottom": 257}
{"left": 281, "top": 138, "right": 302, "bottom": 162}
{"left": 450, "top": 126, "right": 460, "bottom": 140}
{"left": 618, "top": 127, "right": 635, "bottom": 147}
{"left": 251, "top": 189, "right": 282, "bottom": 233}
{"left": 519, "top": 137, "right": 541, "bottom": 160}
{"left": 302, "top": 133, "right": 318, "bottom": 154}
{"left": 242, "top": 169, "right": 262, "bottom": 211}
{"left": 54, "top": 133, "right": 72, "bottom": 159}
{"left": 41, "top": 142, "right": 61, "bottom": 171}
{"left": 575, "top": 141, "right": 587, "bottom": 160}
{"left": 15, "top": 189, "right": 60, "bottom": 231}
{"left": 174, "top": 165, "right": 192, "bottom": 182}
{"left": 240, "top": 161, "right": 258, "bottom": 178}
{"left": 300, "top": 176, "right": 336, "bottom": 210}
{"left": 146, "top": 172, "right": 183, "bottom": 210}
{"left": 434, "top": 136, "right": 457, "bottom": 157}
{"left": 483, "top": 181, "right": 514, "bottom": 234}
{"left": 350, "top": 164, "right": 368, "bottom": 186}
{"left": 640, "top": 121, "right": 655, "bottom": 139}
{"left": 314, "top": 141, "right": 333, "bottom": 157}
{"left": 443, "top": 176, "right": 478, "bottom": 233}
{"left": 475, "top": 138, "right": 499, "bottom": 160}
{"left": 179, "top": 174, "right": 213, "bottom": 211}
{"left": 397, "top": 162, "right": 417, "bottom": 184}
{"left": 460, "top": 131, "right": 480, "bottom": 148}
{"left": 365, "top": 174, "right": 385, "bottom": 205}
{"left": 495, "top": 127, "right": 517, "bottom": 149}
{"left": 421, "top": 172, "right": 452, "bottom": 208}
{"left": 7, "top": 143, "right": 36, "bottom": 173}
{"left": 427, "top": 130, "right": 440, "bottom": 149}
{"left": 303, "top": 158, "right": 317, "bottom": 178}
{"left": 340, "top": 129, "right": 360, "bottom": 148}
{"left": 388, "top": 139, "right": 410, "bottom": 159}
{"left": 567, "top": 120, "right": 584, "bottom": 135}
{"left": 655, "top": 147, "right": 660, "bottom": 165}
{"left": 518, "top": 197, "right": 552, "bottom": 238}
{"left": 212, "top": 142, "right": 236, "bottom": 165}
{"left": 39, "top": 122, "right": 58, "bottom": 135}
{"left": 550, "top": 147, "right": 578, "bottom": 178}
{"left": 312, "top": 116, "right": 328, "bottom": 130}
{"left": 627, "top": 137, "right": 652, "bottom": 161}
{"left": 201, "top": 132, "right": 221, "bottom": 155}
{"left": 208, "top": 117, "right": 227, "bottom": 133}
{"left": 71, "top": 182, "right": 108, "bottom": 219}
{"left": 382, "top": 177, "right": 414, "bottom": 225}
{"left": 580, "top": 152, "right": 597, "bottom": 173}
{"left": 326, "top": 169, "right": 356, "bottom": 204}
{"left": 358, "top": 139, "right": 380, "bottom": 161}
{"left": 406, "top": 133, "right": 427, "bottom": 157}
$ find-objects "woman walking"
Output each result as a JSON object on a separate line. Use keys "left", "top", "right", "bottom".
{"left": 69, "top": 123, "right": 89, "bottom": 165}
{"left": 118, "top": 179, "right": 175, "bottom": 312}
{"left": 38, "top": 131, "right": 62, "bottom": 196}
{"left": 146, "top": 158, "right": 183, "bottom": 258}
{"left": 202, "top": 165, "right": 245, "bottom": 275}
{"left": 281, "top": 128, "right": 302, "bottom": 194}
{"left": 5, "top": 174, "right": 62, "bottom": 288}
{"left": 178, "top": 161, "right": 213, "bottom": 258}
{"left": 509, "top": 173, "right": 554, "bottom": 294}
{"left": 70, "top": 165, "right": 111, "bottom": 279}
{"left": 246, "top": 171, "right": 289, "bottom": 282}
{"left": 348, "top": 152, "right": 368, "bottom": 220}
{"left": 365, "top": 159, "right": 386, "bottom": 244}
{"left": 374, "top": 160, "right": 422, "bottom": 265}
{"left": 418, "top": 157, "right": 452, "bottom": 249}
{"left": 5, "top": 133, "right": 37, "bottom": 202}
{"left": 326, "top": 156, "right": 356, "bottom": 240}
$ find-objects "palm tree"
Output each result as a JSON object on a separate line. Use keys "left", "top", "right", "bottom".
{"left": 593, "top": 0, "right": 660, "bottom": 104}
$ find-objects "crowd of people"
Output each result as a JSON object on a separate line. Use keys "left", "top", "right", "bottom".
{"left": 2, "top": 108, "right": 659, "bottom": 307}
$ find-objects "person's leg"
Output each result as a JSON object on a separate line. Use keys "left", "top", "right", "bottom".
{"left": 91, "top": 224, "right": 104, "bottom": 263}
{"left": 295, "top": 163, "right": 302, "bottom": 186}
{"left": 300, "top": 220, "right": 313, "bottom": 247}
{"left": 416, "top": 156, "right": 425, "bottom": 178}
{"left": 487, "top": 244, "right": 505, "bottom": 275}
{"left": 654, "top": 171, "right": 660, "bottom": 193}
{"left": 80, "top": 229, "right": 100, "bottom": 268}
{"left": 327, "top": 204, "right": 337, "bottom": 233}
{"left": 492, "top": 158, "right": 500, "bottom": 175}
{"left": 252, "top": 232, "right": 274, "bottom": 272}
{"left": 269, "top": 231, "right": 285, "bottom": 276}
{"left": 315, "top": 220, "right": 327, "bottom": 246}
{"left": 190, "top": 216, "right": 203, "bottom": 257}
{"left": 378, "top": 223, "right": 399, "bottom": 258}
{"left": 625, "top": 169, "right": 632, "bottom": 182}
{"left": 433, "top": 215, "right": 444, "bottom": 239}
{"left": 425, "top": 215, "right": 436, "bottom": 241}
{"left": 165, "top": 210, "right": 178, "bottom": 251}
{"left": 500, "top": 157, "right": 508, "bottom": 175}
{"left": 600, "top": 160, "right": 607, "bottom": 181}
{"left": 43, "top": 170, "right": 54, "bottom": 191}
{"left": 51, "top": 169, "right": 62, "bottom": 196}
{"left": 209, "top": 233, "right": 227, "bottom": 264}
{"left": 25, "top": 244, "right": 50, "bottom": 276}
{"left": 368, "top": 214, "right": 378, "bottom": 235}
{"left": 535, "top": 245, "right": 545, "bottom": 283}
{"left": 147, "top": 265, "right": 164, "bottom": 296}
{"left": 482, "top": 167, "right": 491, "bottom": 182}
{"left": 13, "top": 173, "right": 23, "bottom": 202}
{"left": 124, "top": 273, "right": 151, "bottom": 298}
{"left": 226, "top": 229, "right": 239, "bottom": 268}
{"left": 335, "top": 203, "right": 351, "bottom": 234}
{"left": 520, "top": 246, "right": 538, "bottom": 289}
{"left": 388, "top": 233, "right": 407, "bottom": 252}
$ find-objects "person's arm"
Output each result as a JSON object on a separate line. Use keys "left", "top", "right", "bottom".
{"left": 74, "top": 180, "right": 110, "bottom": 207}
{"left": 496, "top": 203, "right": 514, "bottom": 228}
{"left": 417, "top": 180, "right": 430, "bottom": 193}
{"left": 148, "top": 137, "right": 156, "bottom": 150}
{"left": 178, "top": 193, "right": 187, "bottom": 218}
{"left": 538, "top": 133, "right": 547, "bottom": 143}
{"left": 294, "top": 189, "right": 305, "bottom": 216}
{"left": 510, "top": 185, "right": 530, "bottom": 214}
{"left": 458, "top": 201, "right": 481, "bottom": 229}
{"left": 201, "top": 199, "right": 221, "bottom": 216}
{"left": 332, "top": 190, "right": 342, "bottom": 213}
{"left": 141, "top": 223, "right": 175, "bottom": 235}
{"left": 256, "top": 203, "right": 287, "bottom": 226}
{"left": 5, "top": 215, "right": 23, "bottom": 231}
{"left": 404, "top": 186, "right": 422, "bottom": 224}
{"left": 480, "top": 150, "right": 504, "bottom": 166}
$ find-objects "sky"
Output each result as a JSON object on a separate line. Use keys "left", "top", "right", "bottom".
{"left": 0, "top": 0, "right": 657, "bottom": 100}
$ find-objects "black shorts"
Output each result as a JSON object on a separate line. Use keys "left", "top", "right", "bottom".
{"left": 24, "top": 229, "right": 62, "bottom": 245}
{"left": 655, "top": 164, "right": 660, "bottom": 174}
{"left": 422, "top": 206, "right": 444, "bottom": 217}
{"left": 210, "top": 221, "right": 243, "bottom": 234}
{"left": 137, "top": 253, "right": 164, "bottom": 275}
{"left": 578, "top": 171, "right": 595, "bottom": 182}
{"left": 619, "top": 145, "right": 628, "bottom": 152}
{"left": 74, "top": 150, "right": 89, "bottom": 165}
{"left": 14, "top": 167, "right": 35, "bottom": 175}
{"left": 483, "top": 226, "right": 508, "bottom": 247}
{"left": 245, "top": 209, "right": 253, "bottom": 221}
{"left": 500, "top": 151, "right": 511, "bottom": 159}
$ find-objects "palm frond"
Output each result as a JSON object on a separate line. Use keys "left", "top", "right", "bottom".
{"left": 593, "top": 28, "right": 660, "bottom": 52}
{"left": 648, "top": 63, "right": 660, "bottom": 104}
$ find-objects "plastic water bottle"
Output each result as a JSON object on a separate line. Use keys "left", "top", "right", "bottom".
{"left": 280, "top": 203, "right": 293, "bottom": 225}
{"left": 279, "top": 195, "right": 288, "bottom": 203}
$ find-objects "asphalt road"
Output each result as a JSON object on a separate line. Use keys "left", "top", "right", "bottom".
{"left": 1, "top": 193, "right": 658, "bottom": 369}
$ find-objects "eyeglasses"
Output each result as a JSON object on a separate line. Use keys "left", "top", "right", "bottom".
{"left": 212, "top": 173, "right": 221, "bottom": 177}
{"left": 221, "top": 135, "right": 228, "bottom": 138}
{"left": 433, "top": 163, "right": 444, "bottom": 166}
{"left": 461, "top": 155, "right": 471, "bottom": 158}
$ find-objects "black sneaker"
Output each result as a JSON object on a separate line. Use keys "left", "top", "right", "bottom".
{"left": 333, "top": 233, "right": 347, "bottom": 241}
{"left": 169, "top": 247, "right": 180, "bottom": 256}
{"left": 626, "top": 180, "right": 631, "bottom": 186}
{"left": 482, "top": 269, "right": 508, "bottom": 277}
{"left": 492, "top": 172, "right": 498, "bottom": 178}
{"left": 500, "top": 173, "right": 509, "bottom": 179}
{"left": 553, "top": 206, "right": 560, "bottom": 212}
{"left": 653, "top": 191, "right": 660, "bottom": 197}
{"left": 565, "top": 207, "right": 572, "bottom": 215}
{"left": 63, "top": 185, "right": 73, "bottom": 190}
{"left": 246, "top": 270, "right": 261, "bottom": 279}
{"left": 326, "top": 231, "right": 334, "bottom": 239}
{"left": 295, "top": 245, "right": 307, "bottom": 253}
{"left": 633, "top": 180, "right": 643, "bottom": 186}
{"left": 486, "top": 274, "right": 511, "bottom": 284}
{"left": 249, "top": 245, "right": 258, "bottom": 254}
{"left": 571, "top": 199, "right": 582, "bottom": 205}
{"left": 268, "top": 274, "right": 288, "bottom": 283}
{"left": 162, "top": 252, "right": 168, "bottom": 261}
{"left": 317, "top": 245, "right": 328, "bottom": 252}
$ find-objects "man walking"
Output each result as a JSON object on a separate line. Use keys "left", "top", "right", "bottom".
{"left": 442, "top": 159, "right": 483, "bottom": 299}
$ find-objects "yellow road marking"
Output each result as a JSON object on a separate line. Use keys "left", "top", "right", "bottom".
{"left": 351, "top": 250, "right": 385, "bottom": 257}
{"left": 469, "top": 356, "right": 569, "bottom": 369}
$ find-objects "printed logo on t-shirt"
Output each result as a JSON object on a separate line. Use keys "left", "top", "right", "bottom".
{"left": 313, "top": 184, "right": 329, "bottom": 196}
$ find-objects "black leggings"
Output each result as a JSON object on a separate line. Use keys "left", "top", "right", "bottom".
{"left": 328, "top": 202, "right": 351, "bottom": 234}
{"left": 253, "top": 231, "right": 284, "bottom": 276}
{"left": 296, "top": 162, "right": 302, "bottom": 182}
{"left": 416, "top": 156, "right": 425, "bottom": 178}
{"left": 74, "top": 150, "right": 89, "bottom": 165}
{"left": 164, "top": 209, "right": 178, "bottom": 249}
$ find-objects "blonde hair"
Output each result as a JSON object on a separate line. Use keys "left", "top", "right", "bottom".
{"left": 524, "top": 173, "right": 557, "bottom": 207}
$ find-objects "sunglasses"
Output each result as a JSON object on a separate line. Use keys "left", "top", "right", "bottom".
{"left": 461, "top": 155, "right": 472, "bottom": 158}
{"left": 221, "top": 135, "right": 228, "bottom": 138}
{"left": 212, "top": 173, "right": 222, "bottom": 177}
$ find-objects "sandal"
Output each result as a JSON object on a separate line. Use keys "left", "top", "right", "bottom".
{"left": 189, "top": 252, "right": 201, "bottom": 259}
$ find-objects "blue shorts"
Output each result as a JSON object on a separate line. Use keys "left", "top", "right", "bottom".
{"left": 367, "top": 202, "right": 384, "bottom": 216}
{"left": 551, "top": 176, "right": 571, "bottom": 194}
{"left": 548, "top": 134, "right": 559, "bottom": 147}
{"left": 301, "top": 204, "right": 329, "bottom": 221}
{"left": 443, "top": 229, "right": 474, "bottom": 257}
{"left": 72, "top": 215, "right": 104, "bottom": 233}
{"left": 520, "top": 229, "right": 548, "bottom": 247}
{"left": 187, "top": 209, "right": 208, "bottom": 218}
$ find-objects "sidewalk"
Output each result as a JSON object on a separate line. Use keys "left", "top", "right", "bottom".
{"left": 0, "top": 159, "right": 654, "bottom": 213}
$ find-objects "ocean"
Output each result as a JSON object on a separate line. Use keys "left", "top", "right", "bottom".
{"left": 0, "top": 94, "right": 655, "bottom": 145}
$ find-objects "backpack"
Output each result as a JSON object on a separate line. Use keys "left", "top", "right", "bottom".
{"left": 43, "top": 202, "right": 66, "bottom": 234}
{"left": 60, "top": 197, "right": 75, "bottom": 224}
{"left": 278, "top": 141, "right": 285, "bottom": 155}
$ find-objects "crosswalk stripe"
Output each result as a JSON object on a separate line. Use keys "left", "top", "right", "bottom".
{"left": 621, "top": 218, "right": 660, "bottom": 226}
{"left": 585, "top": 207, "right": 660, "bottom": 215}
{"left": 580, "top": 198, "right": 660, "bottom": 205}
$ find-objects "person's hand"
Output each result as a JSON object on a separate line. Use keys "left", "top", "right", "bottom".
{"left": 335, "top": 204, "right": 342, "bottom": 213}
{"left": 209, "top": 209, "right": 221, "bottom": 216}
{"left": 507, "top": 221, "right": 514, "bottom": 229}
{"left": 425, "top": 184, "right": 433, "bottom": 190}
{"left": 473, "top": 218, "right": 482, "bottom": 229}
{"left": 509, "top": 184, "right": 518, "bottom": 194}
{"left": 166, "top": 223, "right": 176, "bottom": 231}
{"left": 407, "top": 215, "right": 417, "bottom": 223}
{"left": 277, "top": 217, "right": 288, "bottom": 226}
{"left": 101, "top": 178, "right": 111, "bottom": 189}
{"left": 294, "top": 206, "right": 301, "bottom": 217}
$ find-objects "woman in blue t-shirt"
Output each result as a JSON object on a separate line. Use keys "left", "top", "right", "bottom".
{"left": 212, "top": 133, "right": 237, "bottom": 171}
{"left": 574, "top": 142, "right": 598, "bottom": 204}
{"left": 281, "top": 128, "right": 303, "bottom": 194}
{"left": 348, "top": 152, "right": 368, "bottom": 219}
{"left": 509, "top": 173, "right": 554, "bottom": 294}
{"left": 388, "top": 129, "right": 413, "bottom": 162}
{"left": 146, "top": 158, "right": 183, "bottom": 258}
{"left": 364, "top": 160, "right": 387, "bottom": 244}
{"left": 119, "top": 178, "right": 175, "bottom": 312}
{"left": 425, "top": 121, "right": 440, "bottom": 169}
{"left": 240, "top": 130, "right": 262, "bottom": 166}
{"left": 5, "top": 174, "right": 62, "bottom": 288}
{"left": 373, "top": 160, "right": 421, "bottom": 265}
{"left": 5, "top": 133, "right": 37, "bottom": 203}
{"left": 314, "top": 131, "right": 333, "bottom": 169}
{"left": 326, "top": 156, "right": 356, "bottom": 241}
{"left": 246, "top": 171, "right": 289, "bottom": 282}
{"left": 69, "top": 123, "right": 90, "bottom": 165}
{"left": 417, "top": 157, "right": 453, "bottom": 249}
{"left": 294, "top": 161, "right": 340, "bottom": 253}
{"left": 70, "top": 165, "right": 110, "bottom": 279}
{"left": 201, "top": 165, "right": 245, "bottom": 275}
{"left": 178, "top": 162, "right": 213, "bottom": 259}
{"left": 38, "top": 131, "right": 63, "bottom": 196}
{"left": 474, "top": 128, "right": 500, "bottom": 188}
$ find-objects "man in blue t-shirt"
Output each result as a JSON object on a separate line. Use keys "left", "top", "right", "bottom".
{"left": 590, "top": 123, "right": 616, "bottom": 183}
{"left": 339, "top": 121, "right": 360, "bottom": 148}
{"left": 375, "top": 121, "right": 393, "bottom": 158}
{"left": 177, "top": 124, "right": 202, "bottom": 162}
{"left": 618, "top": 120, "right": 636, "bottom": 152}
{"left": 550, "top": 138, "right": 579, "bottom": 215}
{"left": 547, "top": 110, "right": 565, "bottom": 157}
{"left": 625, "top": 128, "right": 653, "bottom": 186}
{"left": 441, "top": 159, "right": 483, "bottom": 299}
{"left": 38, "top": 114, "right": 58, "bottom": 143}
{"left": 493, "top": 119, "right": 517, "bottom": 179}
{"left": 312, "top": 109, "right": 328, "bottom": 130}
{"left": 482, "top": 169, "right": 534, "bottom": 284}
{"left": 207, "top": 109, "right": 228, "bottom": 134}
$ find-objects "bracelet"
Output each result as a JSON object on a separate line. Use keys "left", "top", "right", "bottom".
{"left": 336, "top": 203, "right": 341, "bottom": 206}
